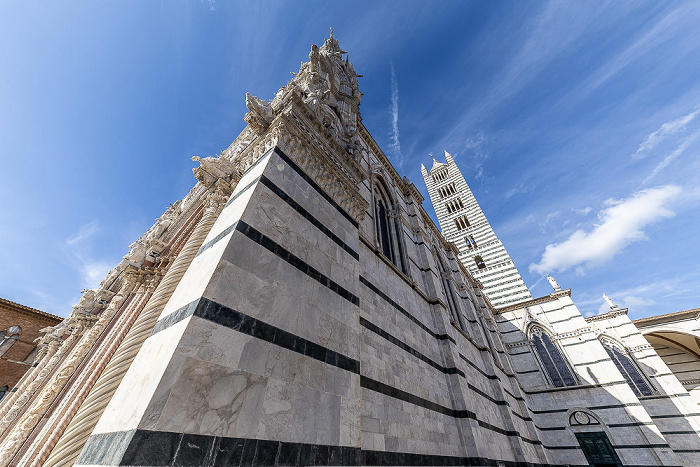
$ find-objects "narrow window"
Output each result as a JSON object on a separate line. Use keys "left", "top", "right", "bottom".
{"left": 474, "top": 255, "right": 486, "bottom": 269}
{"left": 0, "top": 326, "right": 21, "bottom": 358}
{"left": 373, "top": 181, "right": 408, "bottom": 274}
{"left": 454, "top": 214, "right": 470, "bottom": 230}
{"left": 0, "top": 386, "right": 8, "bottom": 402}
{"left": 602, "top": 341, "right": 653, "bottom": 397}
{"left": 375, "top": 198, "right": 394, "bottom": 262}
{"left": 531, "top": 326, "right": 577, "bottom": 387}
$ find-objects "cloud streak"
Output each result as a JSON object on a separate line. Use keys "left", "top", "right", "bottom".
{"left": 64, "top": 221, "right": 112, "bottom": 289}
{"left": 389, "top": 62, "right": 402, "bottom": 168}
{"left": 635, "top": 108, "right": 700, "bottom": 158}
{"left": 530, "top": 185, "right": 681, "bottom": 274}
{"left": 642, "top": 131, "right": 699, "bottom": 185}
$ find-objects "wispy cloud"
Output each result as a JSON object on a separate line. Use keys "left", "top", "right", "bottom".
{"left": 641, "top": 131, "right": 699, "bottom": 185}
{"left": 66, "top": 221, "right": 100, "bottom": 246}
{"left": 573, "top": 206, "right": 592, "bottom": 216}
{"left": 634, "top": 108, "right": 699, "bottom": 158}
{"left": 463, "top": 131, "right": 492, "bottom": 181}
{"left": 389, "top": 62, "right": 402, "bottom": 169}
{"left": 530, "top": 185, "right": 681, "bottom": 274}
{"left": 64, "top": 221, "right": 112, "bottom": 289}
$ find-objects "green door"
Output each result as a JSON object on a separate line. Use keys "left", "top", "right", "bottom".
{"left": 575, "top": 432, "right": 623, "bottom": 467}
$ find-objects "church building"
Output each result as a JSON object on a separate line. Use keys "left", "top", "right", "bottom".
{"left": 0, "top": 33, "right": 698, "bottom": 467}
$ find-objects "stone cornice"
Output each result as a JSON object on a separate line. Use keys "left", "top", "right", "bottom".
{"left": 632, "top": 307, "right": 700, "bottom": 327}
{"left": 584, "top": 308, "right": 629, "bottom": 322}
{"left": 494, "top": 289, "right": 572, "bottom": 314}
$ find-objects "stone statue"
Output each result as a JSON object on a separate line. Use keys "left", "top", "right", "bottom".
{"left": 547, "top": 274, "right": 561, "bottom": 291}
{"left": 603, "top": 293, "right": 618, "bottom": 310}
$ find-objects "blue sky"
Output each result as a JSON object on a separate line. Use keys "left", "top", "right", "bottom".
{"left": 1, "top": 2, "right": 699, "bottom": 319}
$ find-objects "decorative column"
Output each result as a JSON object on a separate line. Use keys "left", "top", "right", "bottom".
{"left": 0, "top": 338, "right": 60, "bottom": 422}
{"left": 0, "top": 313, "right": 97, "bottom": 466}
{"left": 15, "top": 268, "right": 157, "bottom": 467}
{"left": 0, "top": 329, "right": 77, "bottom": 436}
{"left": 42, "top": 175, "right": 235, "bottom": 467}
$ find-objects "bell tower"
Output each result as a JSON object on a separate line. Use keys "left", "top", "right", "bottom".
{"left": 421, "top": 151, "right": 531, "bottom": 308}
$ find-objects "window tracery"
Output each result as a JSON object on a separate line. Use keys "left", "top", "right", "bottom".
{"left": 373, "top": 178, "right": 407, "bottom": 274}
{"left": 601, "top": 339, "right": 653, "bottom": 397}
{"left": 530, "top": 325, "right": 577, "bottom": 387}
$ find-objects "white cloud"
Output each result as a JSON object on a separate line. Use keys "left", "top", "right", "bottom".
{"left": 642, "top": 131, "right": 699, "bottom": 185}
{"left": 573, "top": 206, "right": 592, "bottom": 216}
{"left": 389, "top": 62, "right": 402, "bottom": 169}
{"left": 530, "top": 185, "right": 681, "bottom": 274}
{"left": 634, "top": 108, "right": 699, "bottom": 158}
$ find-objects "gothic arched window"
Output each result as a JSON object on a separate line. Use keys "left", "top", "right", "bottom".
{"left": 0, "top": 386, "right": 8, "bottom": 402}
{"left": 531, "top": 326, "right": 577, "bottom": 387}
{"left": 0, "top": 326, "right": 21, "bottom": 358}
{"left": 434, "top": 248, "right": 466, "bottom": 330}
{"left": 373, "top": 180, "right": 407, "bottom": 274}
{"left": 474, "top": 255, "right": 486, "bottom": 269}
{"left": 602, "top": 340, "right": 653, "bottom": 397}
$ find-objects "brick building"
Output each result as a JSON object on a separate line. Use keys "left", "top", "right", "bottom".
{"left": 0, "top": 298, "right": 61, "bottom": 400}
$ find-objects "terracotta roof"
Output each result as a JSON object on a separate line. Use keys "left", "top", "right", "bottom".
{"left": 0, "top": 297, "right": 62, "bottom": 322}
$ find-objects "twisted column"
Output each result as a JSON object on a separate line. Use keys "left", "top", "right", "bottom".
{"left": 43, "top": 181, "right": 232, "bottom": 467}
{"left": 0, "top": 314, "right": 97, "bottom": 466}
{"left": 16, "top": 270, "right": 154, "bottom": 467}
{"left": 0, "top": 337, "right": 59, "bottom": 423}
{"left": 0, "top": 332, "right": 74, "bottom": 437}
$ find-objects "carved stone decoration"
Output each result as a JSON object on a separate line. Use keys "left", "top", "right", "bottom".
{"left": 570, "top": 410, "right": 599, "bottom": 426}
{"left": 271, "top": 30, "right": 362, "bottom": 157}
{"left": 244, "top": 92, "right": 274, "bottom": 135}
{"left": 192, "top": 154, "right": 240, "bottom": 189}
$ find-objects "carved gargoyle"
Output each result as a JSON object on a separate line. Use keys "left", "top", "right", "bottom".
{"left": 192, "top": 155, "right": 239, "bottom": 188}
{"left": 244, "top": 92, "right": 274, "bottom": 134}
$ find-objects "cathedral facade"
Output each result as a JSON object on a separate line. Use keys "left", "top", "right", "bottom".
{"left": 0, "top": 34, "right": 699, "bottom": 467}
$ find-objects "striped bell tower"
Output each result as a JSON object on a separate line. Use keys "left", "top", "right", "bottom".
{"left": 421, "top": 151, "right": 531, "bottom": 308}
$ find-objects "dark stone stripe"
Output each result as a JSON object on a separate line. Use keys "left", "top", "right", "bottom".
{"left": 360, "top": 375, "right": 542, "bottom": 446}
{"left": 360, "top": 317, "right": 463, "bottom": 377}
{"left": 259, "top": 175, "right": 359, "bottom": 260}
{"left": 77, "top": 430, "right": 575, "bottom": 467}
{"left": 196, "top": 221, "right": 239, "bottom": 257}
{"left": 237, "top": 220, "right": 359, "bottom": 306}
{"left": 273, "top": 147, "right": 358, "bottom": 228}
{"left": 224, "top": 175, "right": 263, "bottom": 209}
{"left": 150, "top": 297, "right": 360, "bottom": 374}
{"left": 359, "top": 275, "right": 452, "bottom": 342}
{"left": 149, "top": 299, "right": 201, "bottom": 336}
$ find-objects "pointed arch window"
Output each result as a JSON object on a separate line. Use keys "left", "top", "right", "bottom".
{"left": 474, "top": 255, "right": 486, "bottom": 269}
{"left": 602, "top": 340, "right": 653, "bottom": 397}
{"left": 373, "top": 180, "right": 408, "bottom": 274}
{"left": 434, "top": 248, "right": 466, "bottom": 330}
{"left": 0, "top": 386, "right": 8, "bottom": 402}
{"left": 531, "top": 326, "right": 577, "bottom": 387}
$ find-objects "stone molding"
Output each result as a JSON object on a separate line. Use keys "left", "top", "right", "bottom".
{"left": 584, "top": 308, "right": 629, "bottom": 322}
{"left": 495, "top": 289, "right": 572, "bottom": 314}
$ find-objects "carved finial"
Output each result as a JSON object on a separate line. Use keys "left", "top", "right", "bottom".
{"left": 330, "top": 27, "right": 333, "bottom": 39}
{"left": 547, "top": 274, "right": 561, "bottom": 291}
{"left": 603, "top": 293, "right": 618, "bottom": 310}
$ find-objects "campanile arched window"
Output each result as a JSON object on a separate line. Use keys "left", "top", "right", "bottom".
{"left": 530, "top": 325, "right": 577, "bottom": 387}
{"left": 601, "top": 339, "right": 653, "bottom": 397}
